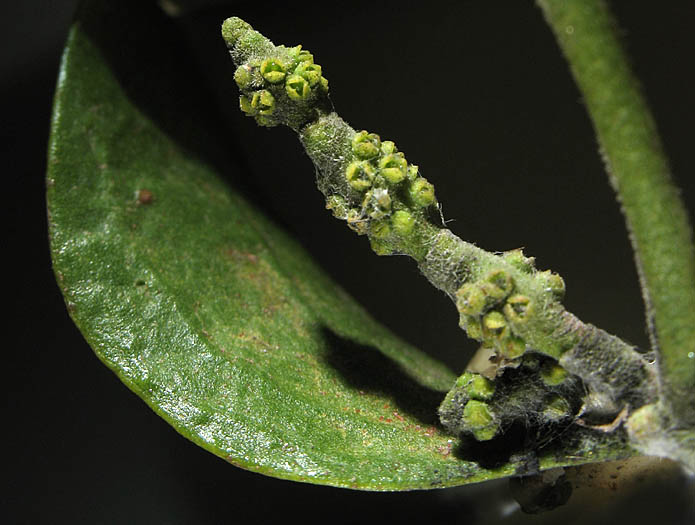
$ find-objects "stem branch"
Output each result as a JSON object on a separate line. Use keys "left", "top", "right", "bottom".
{"left": 537, "top": 0, "right": 695, "bottom": 428}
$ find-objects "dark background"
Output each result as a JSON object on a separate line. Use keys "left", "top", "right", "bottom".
{"left": 4, "top": 1, "right": 694, "bottom": 523}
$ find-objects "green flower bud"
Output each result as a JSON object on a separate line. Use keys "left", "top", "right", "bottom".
{"left": 251, "top": 90, "right": 275, "bottom": 115}
{"left": 296, "top": 62, "right": 323, "bottom": 87}
{"left": 463, "top": 400, "right": 493, "bottom": 427}
{"left": 503, "top": 294, "right": 533, "bottom": 323}
{"left": 379, "top": 153, "right": 408, "bottom": 184}
{"left": 260, "top": 58, "right": 286, "bottom": 84}
{"left": 325, "top": 195, "right": 348, "bottom": 219}
{"left": 454, "top": 371, "right": 475, "bottom": 388}
{"left": 380, "top": 140, "right": 397, "bottom": 156}
{"left": 345, "top": 161, "right": 376, "bottom": 192}
{"left": 455, "top": 372, "right": 495, "bottom": 401}
{"left": 239, "top": 95, "right": 254, "bottom": 115}
{"left": 460, "top": 315, "right": 483, "bottom": 340}
{"left": 370, "top": 219, "right": 391, "bottom": 239}
{"left": 289, "top": 45, "right": 314, "bottom": 65}
{"left": 285, "top": 74, "right": 311, "bottom": 101}
{"left": 362, "top": 188, "right": 392, "bottom": 219}
{"left": 234, "top": 65, "right": 255, "bottom": 90}
{"left": 319, "top": 76, "right": 329, "bottom": 93}
{"left": 483, "top": 269, "right": 515, "bottom": 300}
{"left": 539, "top": 270, "right": 566, "bottom": 300}
{"left": 471, "top": 425, "right": 499, "bottom": 441}
{"left": 369, "top": 219, "right": 392, "bottom": 255}
{"left": 408, "top": 178, "right": 436, "bottom": 207}
{"left": 456, "top": 283, "right": 486, "bottom": 316}
{"left": 503, "top": 248, "right": 535, "bottom": 273}
{"left": 463, "top": 400, "right": 499, "bottom": 441}
{"left": 352, "top": 130, "right": 381, "bottom": 160}
{"left": 540, "top": 361, "right": 568, "bottom": 386}
{"left": 483, "top": 310, "right": 508, "bottom": 340}
{"left": 298, "top": 51, "right": 314, "bottom": 63}
{"left": 392, "top": 210, "right": 415, "bottom": 236}
{"left": 406, "top": 164, "right": 419, "bottom": 181}
{"left": 469, "top": 375, "right": 495, "bottom": 400}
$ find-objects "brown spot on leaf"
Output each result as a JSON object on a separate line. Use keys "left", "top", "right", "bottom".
{"left": 137, "top": 188, "right": 154, "bottom": 205}
{"left": 224, "top": 248, "right": 259, "bottom": 265}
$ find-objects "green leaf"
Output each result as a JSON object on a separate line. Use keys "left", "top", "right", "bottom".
{"left": 47, "top": 0, "right": 635, "bottom": 490}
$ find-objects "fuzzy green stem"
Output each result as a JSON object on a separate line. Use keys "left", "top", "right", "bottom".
{"left": 537, "top": 0, "right": 695, "bottom": 429}
{"left": 300, "top": 112, "right": 657, "bottom": 411}
{"left": 222, "top": 16, "right": 663, "bottom": 458}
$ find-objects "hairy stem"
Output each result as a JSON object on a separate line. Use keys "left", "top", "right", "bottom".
{"left": 537, "top": 0, "right": 695, "bottom": 430}
{"left": 221, "top": 16, "right": 661, "bottom": 452}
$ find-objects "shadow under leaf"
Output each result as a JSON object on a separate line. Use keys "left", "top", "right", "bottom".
{"left": 321, "top": 327, "right": 446, "bottom": 428}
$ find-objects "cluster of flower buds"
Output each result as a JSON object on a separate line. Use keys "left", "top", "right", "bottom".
{"left": 456, "top": 269, "right": 531, "bottom": 358}
{"left": 455, "top": 253, "right": 565, "bottom": 360}
{"left": 325, "top": 130, "right": 437, "bottom": 255}
{"left": 441, "top": 253, "right": 577, "bottom": 442}
{"left": 223, "top": 17, "right": 330, "bottom": 129}
{"left": 224, "top": 17, "right": 438, "bottom": 259}
{"left": 439, "top": 354, "right": 581, "bottom": 442}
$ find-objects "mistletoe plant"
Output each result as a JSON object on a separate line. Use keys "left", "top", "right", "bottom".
{"left": 220, "top": 2, "right": 694, "bottom": 468}
{"left": 47, "top": 0, "right": 693, "bottom": 497}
